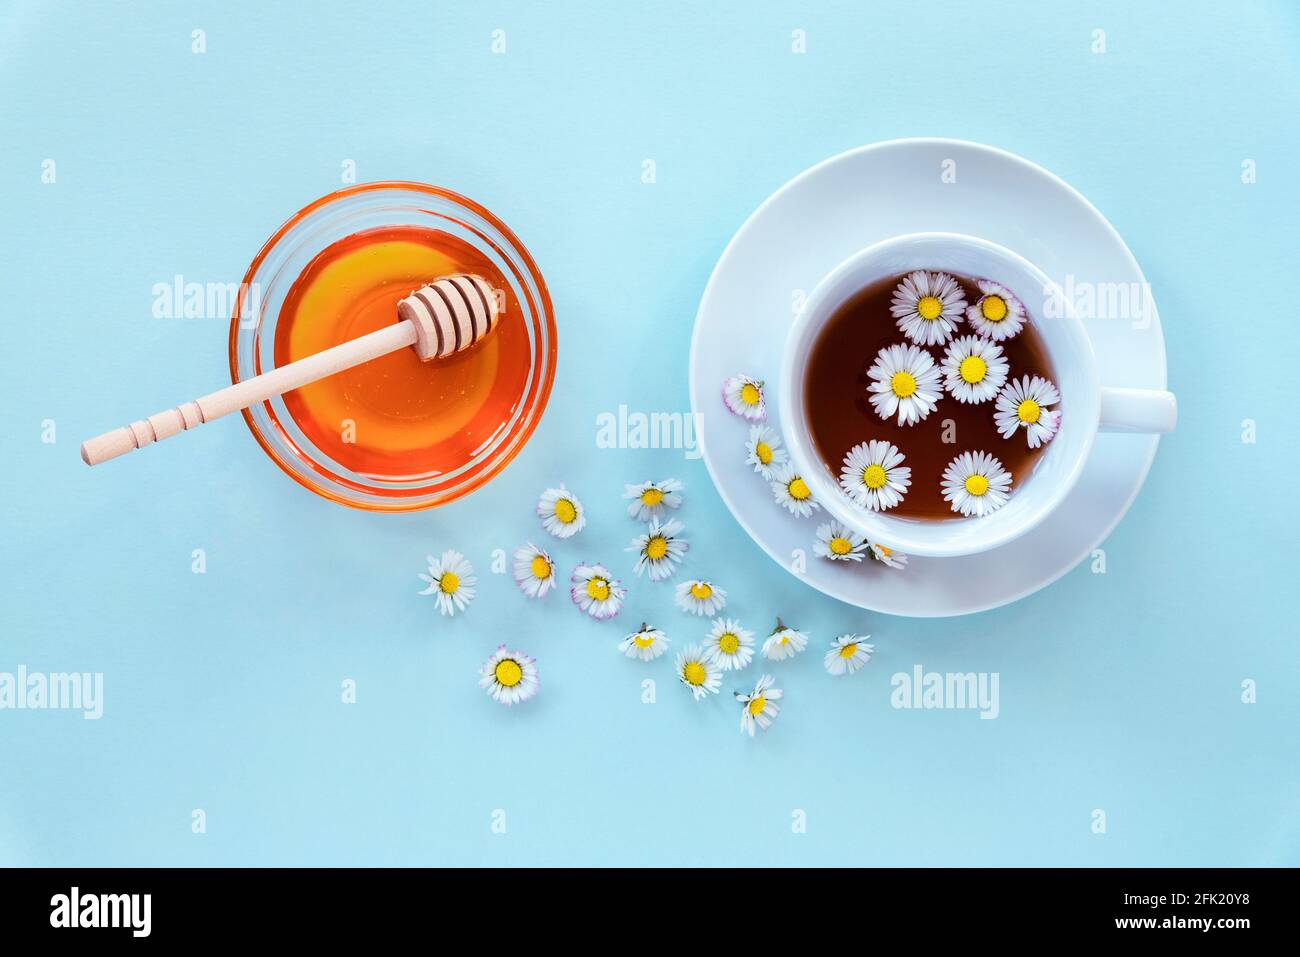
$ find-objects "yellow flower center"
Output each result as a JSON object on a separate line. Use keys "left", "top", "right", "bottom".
{"left": 740, "top": 382, "right": 761, "bottom": 406}
{"left": 877, "top": 545, "right": 892, "bottom": 557}
{"left": 981, "top": 295, "right": 1008, "bottom": 322}
{"left": 554, "top": 498, "right": 577, "bottom": 524}
{"left": 778, "top": 634, "right": 790, "bottom": 645}
{"left": 633, "top": 633, "right": 656, "bottom": 648}
{"left": 747, "top": 696, "right": 767, "bottom": 716}
{"left": 1017, "top": 398, "right": 1041, "bottom": 424}
{"left": 830, "top": 537, "right": 852, "bottom": 555}
{"left": 640, "top": 487, "right": 664, "bottom": 506}
{"left": 529, "top": 555, "right": 551, "bottom": 580}
{"left": 439, "top": 572, "right": 459, "bottom": 594}
{"left": 838, "top": 643, "right": 858, "bottom": 659}
{"left": 916, "top": 295, "right": 943, "bottom": 321}
{"left": 586, "top": 577, "right": 610, "bottom": 601}
{"left": 863, "top": 463, "right": 887, "bottom": 489}
{"left": 494, "top": 659, "right": 523, "bottom": 687}
{"left": 683, "top": 661, "right": 706, "bottom": 686}
{"left": 689, "top": 582, "right": 712, "bottom": 599}
{"left": 646, "top": 536, "right": 668, "bottom": 560}
{"left": 964, "top": 474, "right": 990, "bottom": 496}
{"left": 959, "top": 355, "right": 987, "bottom": 384}
{"left": 718, "top": 633, "right": 740, "bottom": 655}
{"left": 891, "top": 371, "right": 917, "bottom": 398}
{"left": 755, "top": 441, "right": 773, "bottom": 465}
{"left": 788, "top": 478, "right": 811, "bottom": 501}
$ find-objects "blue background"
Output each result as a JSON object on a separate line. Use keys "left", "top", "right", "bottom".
{"left": 1, "top": 1, "right": 1296, "bottom": 866}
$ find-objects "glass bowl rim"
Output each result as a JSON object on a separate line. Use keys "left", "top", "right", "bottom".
{"left": 227, "top": 180, "right": 556, "bottom": 512}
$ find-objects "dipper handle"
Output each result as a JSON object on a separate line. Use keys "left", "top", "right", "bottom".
{"left": 80, "top": 322, "right": 416, "bottom": 466}
{"left": 81, "top": 274, "right": 500, "bottom": 467}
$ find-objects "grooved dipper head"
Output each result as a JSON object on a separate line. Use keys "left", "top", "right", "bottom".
{"left": 397, "top": 274, "right": 501, "bottom": 361}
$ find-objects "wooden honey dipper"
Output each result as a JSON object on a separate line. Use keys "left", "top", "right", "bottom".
{"left": 81, "top": 274, "right": 500, "bottom": 466}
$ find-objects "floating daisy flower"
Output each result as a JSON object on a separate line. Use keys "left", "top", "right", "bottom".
{"left": 628, "top": 517, "right": 688, "bottom": 581}
{"left": 735, "top": 674, "right": 783, "bottom": 736}
{"left": 674, "top": 579, "right": 727, "bottom": 616}
{"left": 537, "top": 484, "right": 586, "bottom": 539}
{"left": 417, "top": 549, "right": 477, "bottom": 617}
{"left": 624, "top": 478, "right": 683, "bottom": 522}
{"left": 890, "top": 270, "right": 967, "bottom": 345}
{"left": 941, "top": 450, "right": 1013, "bottom": 518}
{"left": 824, "top": 634, "right": 873, "bottom": 676}
{"left": 512, "top": 543, "right": 557, "bottom": 599}
{"left": 867, "top": 343, "right": 943, "bottom": 426}
{"left": 769, "top": 463, "right": 820, "bottom": 518}
{"left": 745, "top": 424, "right": 788, "bottom": 479}
{"left": 570, "top": 563, "right": 626, "bottom": 619}
{"left": 676, "top": 644, "right": 722, "bottom": 700}
{"left": 839, "top": 440, "right": 911, "bottom": 511}
{"left": 966, "top": 279, "right": 1026, "bottom": 341}
{"left": 478, "top": 645, "right": 539, "bottom": 706}
{"left": 868, "top": 543, "right": 909, "bottom": 570}
{"left": 940, "top": 335, "right": 1009, "bottom": 404}
{"left": 703, "top": 617, "right": 755, "bottom": 671}
{"left": 994, "top": 375, "right": 1062, "bottom": 449}
{"left": 813, "top": 520, "right": 867, "bottom": 562}
{"left": 761, "top": 618, "right": 809, "bottom": 661}
{"left": 722, "top": 373, "right": 766, "bottom": 421}
{"left": 619, "top": 623, "right": 670, "bottom": 662}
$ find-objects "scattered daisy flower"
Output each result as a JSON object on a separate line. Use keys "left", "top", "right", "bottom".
{"left": 966, "top": 279, "right": 1026, "bottom": 340}
{"left": 839, "top": 440, "right": 911, "bottom": 511}
{"left": 722, "top": 373, "right": 766, "bottom": 421}
{"left": 868, "top": 543, "right": 909, "bottom": 570}
{"left": 512, "top": 543, "right": 557, "bottom": 599}
{"left": 627, "top": 517, "right": 688, "bottom": 581}
{"left": 619, "top": 623, "right": 670, "bottom": 662}
{"left": 703, "top": 618, "right": 755, "bottom": 671}
{"left": 570, "top": 563, "right": 626, "bottom": 619}
{"left": 745, "top": 424, "right": 788, "bottom": 479}
{"left": 770, "top": 463, "right": 820, "bottom": 518}
{"left": 417, "top": 549, "right": 477, "bottom": 616}
{"left": 537, "top": 484, "right": 586, "bottom": 539}
{"left": 994, "top": 375, "right": 1062, "bottom": 449}
{"left": 941, "top": 450, "right": 1013, "bottom": 518}
{"left": 623, "top": 478, "right": 683, "bottom": 522}
{"left": 735, "top": 674, "right": 783, "bottom": 736}
{"left": 675, "top": 579, "right": 727, "bottom": 616}
{"left": 867, "top": 343, "right": 943, "bottom": 426}
{"left": 824, "top": 634, "right": 873, "bottom": 676}
{"left": 761, "top": 618, "right": 809, "bottom": 661}
{"left": 478, "top": 645, "right": 539, "bottom": 706}
{"left": 940, "top": 335, "right": 1009, "bottom": 404}
{"left": 890, "top": 270, "right": 967, "bottom": 346}
{"left": 676, "top": 644, "right": 722, "bottom": 700}
{"left": 813, "top": 520, "right": 867, "bottom": 562}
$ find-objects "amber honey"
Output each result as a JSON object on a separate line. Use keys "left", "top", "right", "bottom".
{"left": 274, "top": 226, "right": 530, "bottom": 480}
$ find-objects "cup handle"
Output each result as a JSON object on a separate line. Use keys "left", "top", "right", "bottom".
{"left": 1099, "top": 387, "right": 1177, "bottom": 434}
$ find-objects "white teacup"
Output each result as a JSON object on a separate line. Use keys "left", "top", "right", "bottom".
{"left": 779, "top": 232, "right": 1176, "bottom": 558}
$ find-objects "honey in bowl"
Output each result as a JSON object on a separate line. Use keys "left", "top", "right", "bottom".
{"left": 804, "top": 271, "right": 1059, "bottom": 520}
{"left": 274, "top": 225, "right": 529, "bottom": 480}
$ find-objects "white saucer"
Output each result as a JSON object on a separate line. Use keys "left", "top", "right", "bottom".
{"left": 688, "top": 139, "right": 1168, "bottom": 617}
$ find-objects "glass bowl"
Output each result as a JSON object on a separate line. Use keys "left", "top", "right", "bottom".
{"left": 228, "top": 182, "right": 556, "bottom": 511}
